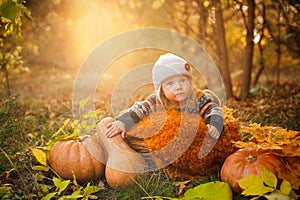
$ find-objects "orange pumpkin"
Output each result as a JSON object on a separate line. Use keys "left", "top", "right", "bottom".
{"left": 97, "top": 117, "right": 147, "bottom": 188}
{"left": 220, "top": 147, "right": 284, "bottom": 193}
{"left": 48, "top": 134, "right": 105, "bottom": 182}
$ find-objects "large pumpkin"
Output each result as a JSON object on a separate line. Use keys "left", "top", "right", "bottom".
{"left": 48, "top": 134, "right": 105, "bottom": 182}
{"left": 97, "top": 117, "right": 147, "bottom": 188}
{"left": 220, "top": 147, "right": 284, "bottom": 193}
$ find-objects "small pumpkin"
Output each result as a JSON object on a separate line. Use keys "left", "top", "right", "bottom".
{"left": 48, "top": 134, "right": 105, "bottom": 182}
{"left": 220, "top": 147, "right": 284, "bottom": 193}
{"left": 97, "top": 117, "right": 147, "bottom": 188}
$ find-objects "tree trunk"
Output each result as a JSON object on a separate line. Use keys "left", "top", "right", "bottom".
{"left": 197, "top": 0, "right": 208, "bottom": 40}
{"left": 275, "top": 2, "right": 282, "bottom": 86}
{"left": 212, "top": 0, "right": 233, "bottom": 99}
{"left": 239, "top": 0, "right": 255, "bottom": 100}
{"left": 253, "top": 1, "right": 266, "bottom": 86}
{"left": 254, "top": 41, "right": 265, "bottom": 86}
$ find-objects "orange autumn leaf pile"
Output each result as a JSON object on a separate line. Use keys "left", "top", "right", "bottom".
{"left": 235, "top": 123, "right": 300, "bottom": 156}
{"left": 126, "top": 107, "right": 241, "bottom": 179}
{"left": 234, "top": 123, "right": 300, "bottom": 189}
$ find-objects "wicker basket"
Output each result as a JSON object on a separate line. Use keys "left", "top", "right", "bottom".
{"left": 126, "top": 107, "right": 241, "bottom": 179}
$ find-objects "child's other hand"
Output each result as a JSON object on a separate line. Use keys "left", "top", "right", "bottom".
{"left": 105, "top": 120, "right": 126, "bottom": 138}
{"left": 206, "top": 124, "right": 221, "bottom": 139}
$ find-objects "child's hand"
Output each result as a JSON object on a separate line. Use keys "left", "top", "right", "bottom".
{"left": 105, "top": 120, "right": 126, "bottom": 138}
{"left": 206, "top": 124, "right": 221, "bottom": 139}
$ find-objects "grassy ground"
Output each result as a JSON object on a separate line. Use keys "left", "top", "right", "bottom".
{"left": 0, "top": 65, "right": 299, "bottom": 199}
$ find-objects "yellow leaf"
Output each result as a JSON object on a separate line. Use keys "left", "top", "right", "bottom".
{"left": 83, "top": 109, "right": 102, "bottom": 119}
{"left": 63, "top": 131, "right": 79, "bottom": 139}
{"left": 79, "top": 96, "right": 90, "bottom": 107}
{"left": 241, "top": 184, "right": 274, "bottom": 196}
{"left": 51, "top": 118, "right": 70, "bottom": 138}
{"left": 30, "top": 147, "right": 47, "bottom": 166}
{"left": 71, "top": 120, "right": 79, "bottom": 129}
{"left": 238, "top": 174, "right": 275, "bottom": 196}
{"left": 261, "top": 167, "right": 277, "bottom": 188}
{"left": 280, "top": 180, "right": 292, "bottom": 195}
{"left": 32, "top": 165, "right": 49, "bottom": 172}
{"left": 53, "top": 177, "right": 70, "bottom": 195}
{"left": 238, "top": 174, "right": 264, "bottom": 189}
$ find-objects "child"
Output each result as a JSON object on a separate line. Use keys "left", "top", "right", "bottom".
{"left": 101, "top": 52, "right": 224, "bottom": 140}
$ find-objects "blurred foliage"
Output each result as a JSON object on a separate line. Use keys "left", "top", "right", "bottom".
{"left": 114, "top": 0, "right": 300, "bottom": 92}
{"left": 0, "top": 0, "right": 298, "bottom": 99}
{"left": 0, "top": 0, "right": 31, "bottom": 36}
{"left": 0, "top": 44, "right": 29, "bottom": 96}
{"left": 0, "top": 0, "right": 31, "bottom": 97}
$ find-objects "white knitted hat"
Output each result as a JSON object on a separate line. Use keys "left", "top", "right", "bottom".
{"left": 152, "top": 53, "right": 192, "bottom": 103}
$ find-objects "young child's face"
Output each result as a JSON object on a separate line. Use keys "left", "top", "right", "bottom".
{"left": 161, "top": 75, "right": 192, "bottom": 103}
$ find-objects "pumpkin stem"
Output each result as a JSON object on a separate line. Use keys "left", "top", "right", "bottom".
{"left": 245, "top": 154, "right": 257, "bottom": 163}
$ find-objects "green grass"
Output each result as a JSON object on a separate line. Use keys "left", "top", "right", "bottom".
{"left": 97, "top": 171, "right": 176, "bottom": 200}
{"left": 0, "top": 95, "right": 28, "bottom": 172}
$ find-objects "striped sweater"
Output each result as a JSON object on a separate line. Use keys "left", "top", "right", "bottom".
{"left": 116, "top": 89, "right": 224, "bottom": 134}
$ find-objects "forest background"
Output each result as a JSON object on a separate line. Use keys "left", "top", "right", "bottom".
{"left": 0, "top": 0, "right": 299, "bottom": 199}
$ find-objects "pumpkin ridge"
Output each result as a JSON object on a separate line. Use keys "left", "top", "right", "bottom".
{"left": 86, "top": 139, "right": 103, "bottom": 178}
{"left": 60, "top": 141, "right": 70, "bottom": 177}
{"left": 84, "top": 142, "right": 95, "bottom": 179}
{"left": 70, "top": 140, "right": 79, "bottom": 179}
{"left": 82, "top": 140, "right": 96, "bottom": 180}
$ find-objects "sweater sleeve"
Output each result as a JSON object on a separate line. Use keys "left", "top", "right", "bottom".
{"left": 115, "top": 92, "right": 156, "bottom": 131}
{"left": 197, "top": 94, "right": 224, "bottom": 134}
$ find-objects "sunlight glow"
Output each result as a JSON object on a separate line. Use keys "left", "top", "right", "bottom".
{"left": 66, "top": 1, "right": 131, "bottom": 63}
{"left": 253, "top": 32, "right": 261, "bottom": 44}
